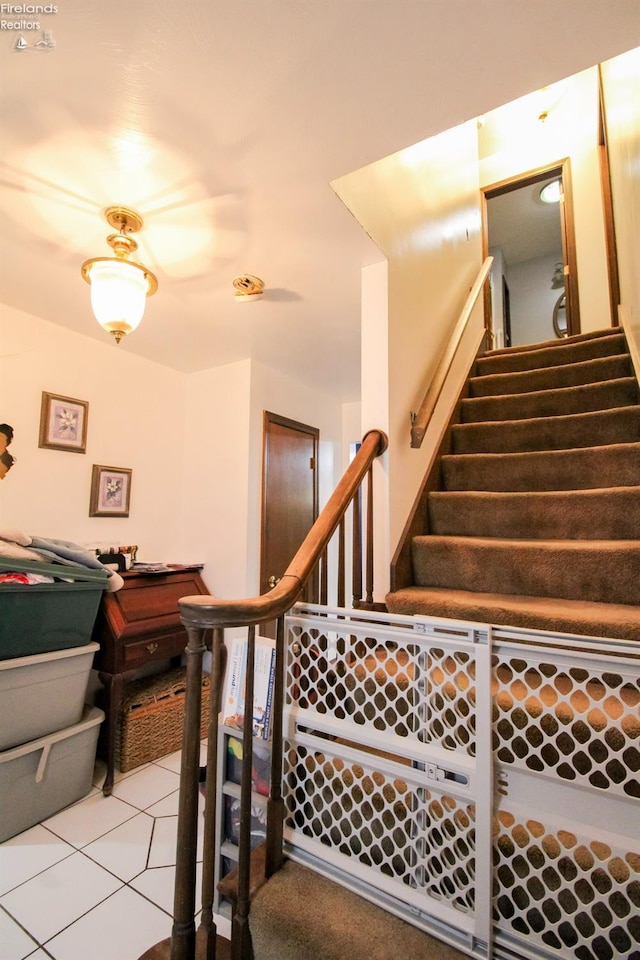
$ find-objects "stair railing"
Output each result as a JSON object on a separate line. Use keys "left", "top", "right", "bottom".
{"left": 410, "top": 256, "right": 493, "bottom": 448}
{"left": 162, "top": 428, "right": 388, "bottom": 960}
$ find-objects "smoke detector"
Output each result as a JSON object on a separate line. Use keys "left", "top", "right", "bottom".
{"left": 233, "top": 275, "right": 264, "bottom": 301}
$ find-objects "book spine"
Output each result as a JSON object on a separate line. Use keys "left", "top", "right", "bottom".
{"left": 223, "top": 638, "right": 247, "bottom": 728}
{"left": 262, "top": 647, "right": 276, "bottom": 741}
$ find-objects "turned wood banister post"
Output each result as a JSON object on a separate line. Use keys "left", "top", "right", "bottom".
{"left": 199, "top": 627, "right": 223, "bottom": 958}
{"left": 171, "top": 624, "right": 207, "bottom": 960}
{"left": 233, "top": 626, "right": 256, "bottom": 960}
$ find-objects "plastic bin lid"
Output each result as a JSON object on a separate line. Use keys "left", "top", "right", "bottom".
{"left": 0, "top": 706, "right": 105, "bottom": 763}
{"left": 0, "top": 557, "right": 109, "bottom": 584}
{"left": 0, "top": 642, "right": 100, "bottom": 671}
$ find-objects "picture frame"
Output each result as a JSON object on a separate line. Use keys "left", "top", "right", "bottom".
{"left": 89, "top": 464, "right": 132, "bottom": 518}
{"left": 39, "top": 392, "right": 89, "bottom": 454}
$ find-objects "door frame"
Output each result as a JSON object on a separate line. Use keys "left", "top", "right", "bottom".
{"left": 482, "top": 158, "right": 581, "bottom": 339}
{"left": 597, "top": 64, "right": 621, "bottom": 326}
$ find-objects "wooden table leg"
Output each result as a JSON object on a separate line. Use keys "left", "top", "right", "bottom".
{"left": 99, "top": 671, "right": 123, "bottom": 796}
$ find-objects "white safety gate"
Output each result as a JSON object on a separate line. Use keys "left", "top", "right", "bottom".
{"left": 281, "top": 605, "right": 640, "bottom": 960}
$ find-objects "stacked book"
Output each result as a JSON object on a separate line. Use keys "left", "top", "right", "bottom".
{"left": 86, "top": 544, "right": 139, "bottom": 571}
{"left": 221, "top": 636, "right": 276, "bottom": 741}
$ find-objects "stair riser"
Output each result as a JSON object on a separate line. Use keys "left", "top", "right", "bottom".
{"left": 468, "top": 355, "right": 631, "bottom": 398}
{"left": 411, "top": 538, "right": 640, "bottom": 605}
{"left": 451, "top": 407, "right": 640, "bottom": 454}
{"left": 428, "top": 489, "right": 640, "bottom": 539}
{"left": 461, "top": 378, "right": 639, "bottom": 423}
{"left": 441, "top": 443, "right": 640, "bottom": 492}
{"left": 477, "top": 331, "right": 627, "bottom": 375}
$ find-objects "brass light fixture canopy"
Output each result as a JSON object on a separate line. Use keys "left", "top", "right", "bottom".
{"left": 104, "top": 205, "right": 144, "bottom": 234}
{"left": 81, "top": 206, "right": 158, "bottom": 344}
{"left": 233, "top": 274, "right": 264, "bottom": 300}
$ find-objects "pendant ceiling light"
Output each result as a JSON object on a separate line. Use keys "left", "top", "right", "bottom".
{"left": 81, "top": 206, "right": 158, "bottom": 344}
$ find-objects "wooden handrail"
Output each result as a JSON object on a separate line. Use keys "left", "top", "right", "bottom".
{"left": 159, "top": 428, "right": 388, "bottom": 960}
{"left": 178, "top": 428, "right": 388, "bottom": 629}
{"left": 410, "top": 256, "right": 493, "bottom": 448}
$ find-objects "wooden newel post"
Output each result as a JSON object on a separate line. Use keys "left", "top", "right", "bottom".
{"left": 171, "top": 624, "right": 207, "bottom": 960}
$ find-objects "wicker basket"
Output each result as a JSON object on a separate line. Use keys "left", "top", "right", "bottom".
{"left": 117, "top": 666, "right": 210, "bottom": 772}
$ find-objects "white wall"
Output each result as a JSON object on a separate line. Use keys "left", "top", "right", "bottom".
{"left": 489, "top": 246, "right": 507, "bottom": 347}
{"left": 479, "top": 67, "right": 611, "bottom": 333}
{"left": 0, "top": 306, "right": 186, "bottom": 560}
{"left": 333, "top": 120, "right": 482, "bottom": 552}
{"left": 601, "top": 47, "right": 640, "bottom": 374}
{"left": 180, "top": 359, "right": 253, "bottom": 599}
{"left": 508, "top": 253, "right": 566, "bottom": 346}
{"left": 1, "top": 307, "right": 346, "bottom": 609}
{"left": 360, "top": 260, "right": 390, "bottom": 600}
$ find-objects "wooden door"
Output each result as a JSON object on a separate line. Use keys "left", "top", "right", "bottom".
{"left": 260, "top": 412, "right": 319, "bottom": 625}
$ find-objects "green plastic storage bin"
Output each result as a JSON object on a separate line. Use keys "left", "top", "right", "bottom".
{"left": 0, "top": 558, "right": 108, "bottom": 659}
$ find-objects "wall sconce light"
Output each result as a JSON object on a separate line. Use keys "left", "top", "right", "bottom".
{"left": 233, "top": 275, "right": 264, "bottom": 301}
{"left": 81, "top": 206, "right": 158, "bottom": 343}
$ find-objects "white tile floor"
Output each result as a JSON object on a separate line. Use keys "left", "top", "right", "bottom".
{"left": 0, "top": 745, "right": 211, "bottom": 960}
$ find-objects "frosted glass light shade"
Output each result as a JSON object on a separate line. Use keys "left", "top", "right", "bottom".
{"left": 539, "top": 178, "right": 562, "bottom": 204}
{"left": 86, "top": 258, "right": 149, "bottom": 339}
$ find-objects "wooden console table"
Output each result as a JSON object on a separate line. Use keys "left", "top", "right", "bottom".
{"left": 92, "top": 565, "right": 210, "bottom": 795}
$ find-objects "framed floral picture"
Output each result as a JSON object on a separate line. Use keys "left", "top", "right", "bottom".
{"left": 89, "top": 464, "right": 132, "bottom": 518}
{"left": 39, "top": 392, "right": 89, "bottom": 453}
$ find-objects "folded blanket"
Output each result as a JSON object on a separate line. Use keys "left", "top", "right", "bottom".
{"left": 0, "top": 529, "right": 124, "bottom": 592}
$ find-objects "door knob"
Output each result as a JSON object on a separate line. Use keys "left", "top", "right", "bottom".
{"left": 268, "top": 575, "right": 281, "bottom": 589}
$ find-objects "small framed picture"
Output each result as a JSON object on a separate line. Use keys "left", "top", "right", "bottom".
{"left": 89, "top": 464, "right": 132, "bottom": 518}
{"left": 39, "top": 392, "right": 89, "bottom": 454}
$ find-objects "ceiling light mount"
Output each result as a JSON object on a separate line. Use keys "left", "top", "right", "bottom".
{"left": 81, "top": 206, "right": 157, "bottom": 344}
{"left": 539, "top": 178, "right": 562, "bottom": 204}
{"left": 104, "top": 205, "right": 144, "bottom": 234}
{"left": 233, "top": 275, "right": 264, "bottom": 301}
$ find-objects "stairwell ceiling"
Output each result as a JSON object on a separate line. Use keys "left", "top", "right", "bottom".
{"left": 1, "top": 1, "right": 639, "bottom": 401}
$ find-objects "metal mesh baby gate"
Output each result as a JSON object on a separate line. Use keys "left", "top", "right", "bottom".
{"left": 281, "top": 606, "right": 639, "bottom": 960}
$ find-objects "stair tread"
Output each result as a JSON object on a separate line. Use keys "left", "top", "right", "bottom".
{"left": 469, "top": 354, "right": 631, "bottom": 397}
{"left": 386, "top": 586, "right": 640, "bottom": 641}
{"left": 477, "top": 334, "right": 627, "bottom": 376}
{"left": 428, "top": 487, "right": 640, "bottom": 539}
{"left": 250, "top": 859, "right": 469, "bottom": 960}
{"left": 412, "top": 534, "right": 640, "bottom": 550}
{"left": 441, "top": 441, "right": 640, "bottom": 491}
{"left": 460, "top": 376, "right": 639, "bottom": 422}
{"left": 444, "top": 439, "right": 640, "bottom": 458}
{"left": 451, "top": 405, "right": 640, "bottom": 453}
{"left": 430, "top": 485, "right": 640, "bottom": 499}
{"left": 462, "top": 375, "right": 638, "bottom": 407}
{"left": 410, "top": 535, "right": 640, "bottom": 605}
{"left": 483, "top": 327, "right": 621, "bottom": 357}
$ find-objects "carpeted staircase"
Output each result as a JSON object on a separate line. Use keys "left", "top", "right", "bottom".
{"left": 245, "top": 329, "right": 639, "bottom": 960}
{"left": 386, "top": 328, "right": 640, "bottom": 639}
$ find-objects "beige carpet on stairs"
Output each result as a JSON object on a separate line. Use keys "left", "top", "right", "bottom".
{"left": 386, "top": 328, "right": 640, "bottom": 640}
{"left": 249, "top": 860, "right": 470, "bottom": 960}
